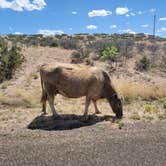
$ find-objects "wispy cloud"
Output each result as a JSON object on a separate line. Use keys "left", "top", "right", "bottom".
{"left": 136, "top": 9, "right": 156, "bottom": 16}
{"left": 119, "top": 29, "right": 136, "bottom": 34}
{"left": 141, "top": 24, "right": 149, "bottom": 28}
{"left": 0, "top": 0, "right": 46, "bottom": 12}
{"left": 116, "top": 7, "right": 129, "bottom": 15}
{"left": 137, "top": 11, "right": 145, "bottom": 15}
{"left": 160, "top": 27, "right": 166, "bottom": 31}
{"left": 125, "top": 14, "right": 130, "bottom": 17}
{"left": 86, "top": 25, "right": 97, "bottom": 30}
{"left": 14, "top": 32, "right": 23, "bottom": 35}
{"left": 88, "top": 9, "right": 112, "bottom": 17}
{"left": 72, "top": 11, "right": 77, "bottom": 15}
{"left": 130, "top": 12, "right": 136, "bottom": 16}
{"left": 110, "top": 25, "right": 117, "bottom": 29}
{"left": 38, "top": 29, "right": 64, "bottom": 35}
{"left": 149, "top": 8, "right": 156, "bottom": 13}
{"left": 159, "top": 17, "right": 166, "bottom": 21}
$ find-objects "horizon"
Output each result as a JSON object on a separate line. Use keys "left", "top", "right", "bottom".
{"left": 1, "top": 32, "right": 165, "bottom": 39}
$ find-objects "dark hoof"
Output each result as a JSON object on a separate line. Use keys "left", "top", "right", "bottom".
{"left": 116, "top": 116, "right": 123, "bottom": 119}
{"left": 95, "top": 111, "right": 101, "bottom": 114}
{"left": 41, "top": 112, "right": 47, "bottom": 116}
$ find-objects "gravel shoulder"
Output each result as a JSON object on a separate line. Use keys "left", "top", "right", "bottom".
{"left": 0, "top": 119, "right": 166, "bottom": 166}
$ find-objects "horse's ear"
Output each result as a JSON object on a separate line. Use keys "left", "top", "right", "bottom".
{"left": 120, "top": 96, "right": 125, "bottom": 104}
{"left": 118, "top": 94, "right": 124, "bottom": 102}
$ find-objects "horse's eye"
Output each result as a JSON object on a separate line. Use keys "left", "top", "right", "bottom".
{"left": 113, "top": 94, "right": 118, "bottom": 99}
{"left": 118, "top": 100, "right": 122, "bottom": 107}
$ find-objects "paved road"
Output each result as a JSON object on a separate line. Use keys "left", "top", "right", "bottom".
{"left": 0, "top": 121, "right": 166, "bottom": 166}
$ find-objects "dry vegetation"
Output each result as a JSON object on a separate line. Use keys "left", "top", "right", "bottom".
{"left": 113, "top": 78, "right": 166, "bottom": 101}
{"left": 0, "top": 34, "right": 166, "bottom": 132}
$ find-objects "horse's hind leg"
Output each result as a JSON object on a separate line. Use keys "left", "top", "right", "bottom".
{"left": 92, "top": 100, "right": 101, "bottom": 114}
{"left": 83, "top": 96, "right": 91, "bottom": 119}
{"left": 47, "top": 94, "right": 60, "bottom": 117}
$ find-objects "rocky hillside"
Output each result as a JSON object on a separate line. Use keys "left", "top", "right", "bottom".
{"left": 0, "top": 34, "right": 166, "bottom": 133}
{"left": 1, "top": 33, "right": 166, "bottom": 75}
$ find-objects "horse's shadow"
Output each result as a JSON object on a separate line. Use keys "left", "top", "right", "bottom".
{"left": 27, "top": 114, "right": 116, "bottom": 131}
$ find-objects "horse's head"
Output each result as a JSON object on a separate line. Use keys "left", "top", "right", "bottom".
{"left": 109, "top": 94, "right": 123, "bottom": 119}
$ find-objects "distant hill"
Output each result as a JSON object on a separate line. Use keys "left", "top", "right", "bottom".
{"left": 1, "top": 33, "right": 166, "bottom": 81}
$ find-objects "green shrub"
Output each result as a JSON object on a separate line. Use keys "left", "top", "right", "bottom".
{"left": 100, "top": 46, "right": 119, "bottom": 61}
{"left": 50, "top": 41, "right": 58, "bottom": 47}
{"left": 71, "top": 48, "right": 90, "bottom": 64}
{"left": 59, "top": 38, "right": 80, "bottom": 50}
{"left": 87, "top": 35, "right": 96, "bottom": 41}
{"left": 144, "top": 104, "right": 152, "bottom": 112}
{"left": 0, "top": 40, "right": 24, "bottom": 82}
{"left": 144, "top": 104, "right": 160, "bottom": 113}
{"left": 85, "top": 59, "right": 94, "bottom": 66}
{"left": 135, "top": 55, "right": 150, "bottom": 71}
{"left": 71, "top": 51, "right": 82, "bottom": 63}
{"left": 163, "top": 103, "right": 166, "bottom": 109}
{"left": 115, "top": 120, "right": 124, "bottom": 129}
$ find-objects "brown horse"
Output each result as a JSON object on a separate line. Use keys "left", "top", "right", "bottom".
{"left": 40, "top": 63, "right": 123, "bottom": 119}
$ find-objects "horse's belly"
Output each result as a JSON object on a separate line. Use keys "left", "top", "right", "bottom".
{"left": 58, "top": 88, "right": 86, "bottom": 98}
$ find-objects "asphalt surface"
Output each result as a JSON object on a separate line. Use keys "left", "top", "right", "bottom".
{"left": 0, "top": 121, "right": 166, "bottom": 166}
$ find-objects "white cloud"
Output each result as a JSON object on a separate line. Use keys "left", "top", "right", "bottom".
{"left": 88, "top": 9, "right": 112, "bottom": 17}
{"left": 0, "top": 0, "right": 46, "bottom": 12}
{"left": 125, "top": 14, "right": 130, "bottom": 17}
{"left": 141, "top": 24, "right": 149, "bottom": 28}
{"left": 110, "top": 25, "right": 117, "bottom": 29}
{"left": 149, "top": 8, "right": 156, "bottom": 13}
{"left": 137, "top": 9, "right": 155, "bottom": 15}
{"left": 160, "top": 27, "right": 166, "bottom": 31}
{"left": 116, "top": 7, "right": 129, "bottom": 15}
{"left": 137, "top": 11, "right": 144, "bottom": 15}
{"left": 159, "top": 17, "right": 166, "bottom": 21}
{"left": 14, "top": 32, "right": 23, "bottom": 35}
{"left": 86, "top": 25, "right": 97, "bottom": 30}
{"left": 130, "top": 12, "right": 135, "bottom": 16}
{"left": 119, "top": 29, "right": 136, "bottom": 34}
{"left": 38, "top": 29, "right": 64, "bottom": 35}
{"left": 72, "top": 11, "right": 77, "bottom": 15}
{"left": 157, "top": 27, "right": 166, "bottom": 33}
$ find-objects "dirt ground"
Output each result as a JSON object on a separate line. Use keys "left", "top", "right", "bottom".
{"left": 0, "top": 46, "right": 166, "bottom": 166}
{"left": 0, "top": 118, "right": 166, "bottom": 166}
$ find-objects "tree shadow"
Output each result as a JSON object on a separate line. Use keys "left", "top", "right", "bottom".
{"left": 27, "top": 114, "right": 116, "bottom": 131}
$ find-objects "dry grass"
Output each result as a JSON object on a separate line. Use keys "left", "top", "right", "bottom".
{"left": 0, "top": 46, "right": 166, "bottom": 132}
{"left": 124, "top": 100, "right": 166, "bottom": 122}
{"left": 0, "top": 88, "right": 40, "bottom": 108}
{"left": 0, "top": 81, "right": 12, "bottom": 89}
{"left": 113, "top": 78, "right": 166, "bottom": 102}
{"left": 130, "top": 112, "right": 141, "bottom": 120}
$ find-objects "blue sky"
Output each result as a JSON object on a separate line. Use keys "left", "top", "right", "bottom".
{"left": 0, "top": 0, "right": 166, "bottom": 37}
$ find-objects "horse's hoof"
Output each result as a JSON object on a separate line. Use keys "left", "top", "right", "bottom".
{"left": 95, "top": 111, "right": 101, "bottom": 114}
